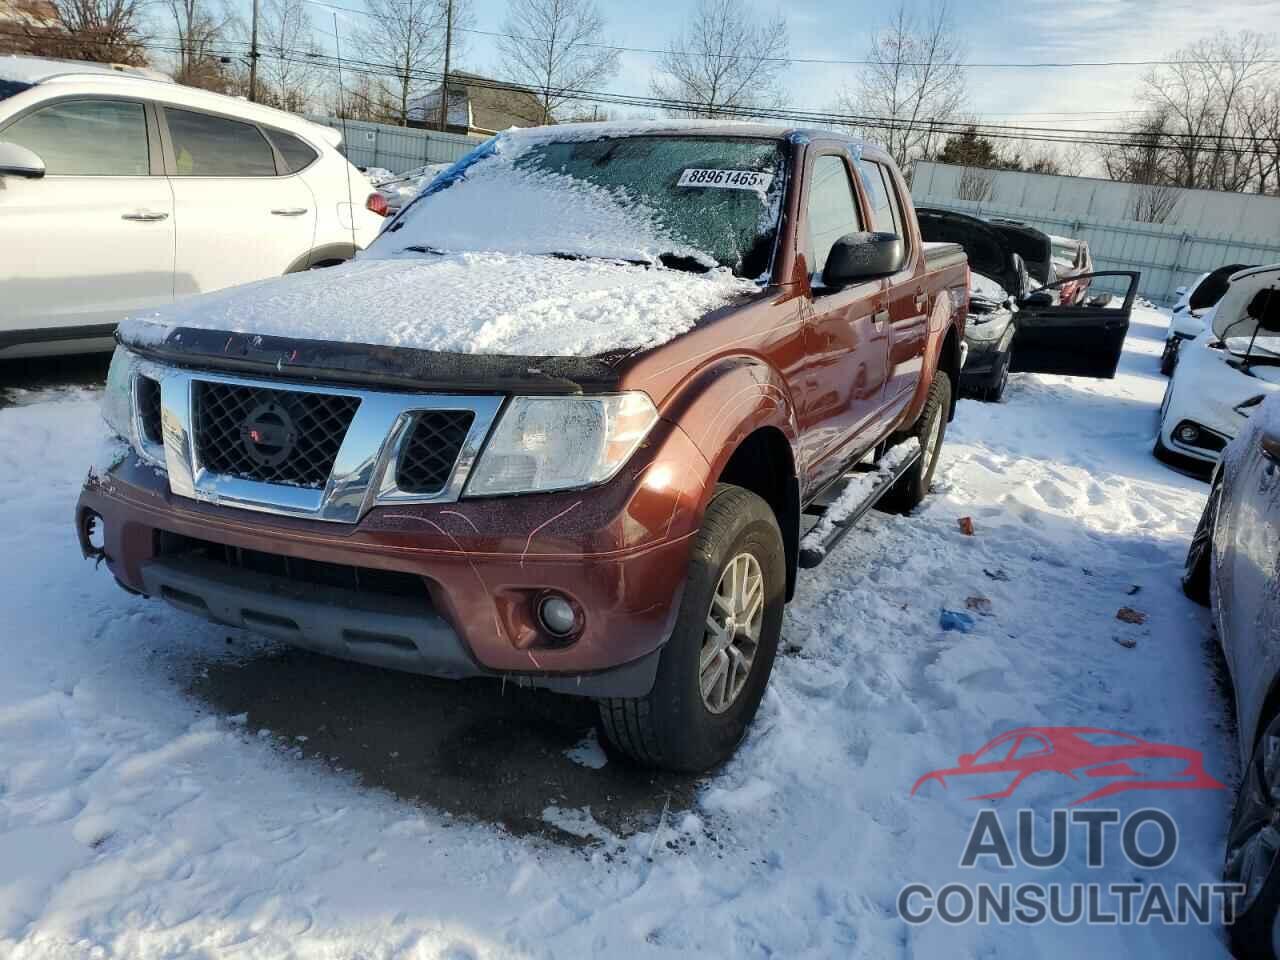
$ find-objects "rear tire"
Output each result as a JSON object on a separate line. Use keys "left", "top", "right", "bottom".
{"left": 597, "top": 484, "right": 785, "bottom": 772}
{"left": 1225, "top": 712, "right": 1280, "bottom": 960}
{"left": 884, "top": 373, "right": 951, "bottom": 512}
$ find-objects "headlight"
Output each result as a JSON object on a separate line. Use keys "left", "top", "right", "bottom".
{"left": 102, "top": 346, "right": 138, "bottom": 442}
{"left": 464, "top": 393, "right": 659, "bottom": 496}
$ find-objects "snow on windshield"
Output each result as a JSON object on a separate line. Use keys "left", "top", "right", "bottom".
{"left": 370, "top": 131, "right": 786, "bottom": 277}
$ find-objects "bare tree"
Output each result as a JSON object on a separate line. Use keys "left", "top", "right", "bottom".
{"left": 496, "top": 0, "right": 619, "bottom": 125}
{"left": 1129, "top": 182, "right": 1180, "bottom": 224}
{"left": 839, "top": 0, "right": 966, "bottom": 170}
{"left": 355, "top": 0, "right": 471, "bottom": 126}
{"left": 956, "top": 166, "right": 994, "bottom": 202}
{"left": 13, "top": 0, "right": 148, "bottom": 64}
{"left": 1139, "top": 31, "right": 1277, "bottom": 191}
{"left": 166, "top": 0, "right": 235, "bottom": 90}
{"left": 257, "top": 0, "right": 322, "bottom": 111}
{"left": 650, "top": 0, "right": 789, "bottom": 118}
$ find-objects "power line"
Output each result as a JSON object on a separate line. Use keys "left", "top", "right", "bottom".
{"left": 297, "top": 0, "right": 1280, "bottom": 70}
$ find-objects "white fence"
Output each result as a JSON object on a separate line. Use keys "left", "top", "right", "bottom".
{"left": 307, "top": 116, "right": 482, "bottom": 173}
{"left": 908, "top": 195, "right": 1280, "bottom": 304}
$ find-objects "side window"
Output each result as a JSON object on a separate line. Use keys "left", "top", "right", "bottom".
{"left": 859, "top": 159, "right": 901, "bottom": 237}
{"left": 164, "top": 108, "right": 277, "bottom": 177}
{"left": 1, "top": 99, "right": 149, "bottom": 176}
{"left": 806, "top": 154, "right": 862, "bottom": 278}
{"left": 270, "top": 130, "right": 319, "bottom": 173}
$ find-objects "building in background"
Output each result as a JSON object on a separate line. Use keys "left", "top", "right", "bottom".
{"left": 408, "top": 72, "right": 544, "bottom": 137}
{"left": 0, "top": 0, "right": 62, "bottom": 55}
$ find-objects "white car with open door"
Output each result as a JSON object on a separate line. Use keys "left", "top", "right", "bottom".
{"left": 1160, "top": 263, "right": 1255, "bottom": 375}
{"left": 0, "top": 56, "right": 385, "bottom": 359}
{"left": 1157, "top": 263, "right": 1280, "bottom": 475}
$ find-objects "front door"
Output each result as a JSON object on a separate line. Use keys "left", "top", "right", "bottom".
{"left": 0, "top": 97, "right": 174, "bottom": 344}
{"left": 159, "top": 105, "right": 317, "bottom": 297}
{"left": 798, "top": 152, "right": 890, "bottom": 493}
{"left": 1012, "top": 272, "right": 1140, "bottom": 379}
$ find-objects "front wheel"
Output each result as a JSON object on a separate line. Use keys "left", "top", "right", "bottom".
{"left": 1225, "top": 712, "right": 1280, "bottom": 960}
{"left": 1182, "top": 475, "right": 1220, "bottom": 605}
{"left": 597, "top": 484, "right": 785, "bottom": 772}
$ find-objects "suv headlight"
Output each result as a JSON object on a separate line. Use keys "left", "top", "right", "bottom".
{"left": 464, "top": 393, "right": 659, "bottom": 497}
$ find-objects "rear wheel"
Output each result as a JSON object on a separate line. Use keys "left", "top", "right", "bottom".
{"left": 597, "top": 484, "right": 785, "bottom": 772}
{"left": 884, "top": 373, "right": 951, "bottom": 512}
{"left": 1225, "top": 712, "right": 1280, "bottom": 960}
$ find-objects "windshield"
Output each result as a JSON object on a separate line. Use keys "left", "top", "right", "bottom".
{"left": 0, "top": 79, "right": 32, "bottom": 103}
{"left": 373, "top": 133, "right": 787, "bottom": 278}
{"left": 1051, "top": 238, "right": 1078, "bottom": 268}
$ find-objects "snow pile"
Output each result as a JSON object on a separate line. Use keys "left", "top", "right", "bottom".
{"left": 970, "top": 271, "right": 1009, "bottom": 303}
{"left": 799, "top": 438, "right": 921, "bottom": 559}
{"left": 120, "top": 253, "right": 757, "bottom": 358}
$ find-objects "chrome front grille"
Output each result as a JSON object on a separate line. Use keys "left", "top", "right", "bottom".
{"left": 194, "top": 382, "right": 361, "bottom": 489}
{"left": 127, "top": 361, "right": 503, "bottom": 524}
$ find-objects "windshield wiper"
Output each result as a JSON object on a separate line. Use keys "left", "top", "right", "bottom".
{"left": 401, "top": 245, "right": 446, "bottom": 256}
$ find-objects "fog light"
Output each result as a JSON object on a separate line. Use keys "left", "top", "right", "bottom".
{"left": 1177, "top": 423, "right": 1200, "bottom": 445}
{"left": 538, "top": 594, "right": 577, "bottom": 637}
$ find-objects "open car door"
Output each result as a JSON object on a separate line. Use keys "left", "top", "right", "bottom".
{"left": 1011, "top": 271, "right": 1139, "bottom": 379}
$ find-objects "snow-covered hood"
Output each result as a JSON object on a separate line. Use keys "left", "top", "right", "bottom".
{"left": 119, "top": 253, "right": 758, "bottom": 360}
{"left": 1173, "top": 329, "right": 1280, "bottom": 436}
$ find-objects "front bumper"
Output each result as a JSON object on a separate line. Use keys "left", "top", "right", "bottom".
{"left": 78, "top": 418, "right": 711, "bottom": 697}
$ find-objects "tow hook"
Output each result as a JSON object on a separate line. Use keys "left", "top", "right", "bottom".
{"left": 77, "top": 507, "right": 109, "bottom": 568}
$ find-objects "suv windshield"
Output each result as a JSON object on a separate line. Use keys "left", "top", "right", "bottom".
{"left": 0, "top": 79, "right": 33, "bottom": 102}
{"left": 374, "top": 133, "right": 787, "bottom": 278}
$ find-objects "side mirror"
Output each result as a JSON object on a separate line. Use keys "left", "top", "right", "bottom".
{"left": 821, "top": 231, "right": 903, "bottom": 288}
{"left": 0, "top": 141, "right": 45, "bottom": 178}
{"left": 1247, "top": 289, "right": 1280, "bottom": 332}
{"left": 1019, "top": 290, "right": 1053, "bottom": 308}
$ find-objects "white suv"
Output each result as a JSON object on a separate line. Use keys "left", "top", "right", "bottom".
{"left": 0, "top": 56, "right": 385, "bottom": 358}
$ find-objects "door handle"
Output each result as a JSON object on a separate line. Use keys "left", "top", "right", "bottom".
{"left": 122, "top": 211, "right": 169, "bottom": 222}
{"left": 873, "top": 309, "right": 890, "bottom": 327}
{"left": 270, "top": 207, "right": 309, "bottom": 216}
{"left": 914, "top": 288, "right": 928, "bottom": 311}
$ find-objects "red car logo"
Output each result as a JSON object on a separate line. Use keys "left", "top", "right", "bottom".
{"left": 911, "top": 726, "right": 1224, "bottom": 805}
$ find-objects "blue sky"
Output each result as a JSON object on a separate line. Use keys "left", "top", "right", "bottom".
{"left": 309, "top": 0, "right": 1280, "bottom": 134}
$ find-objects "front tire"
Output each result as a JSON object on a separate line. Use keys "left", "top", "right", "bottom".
{"left": 884, "top": 373, "right": 952, "bottom": 511}
{"left": 1182, "top": 475, "right": 1220, "bottom": 605}
{"left": 1226, "top": 712, "right": 1280, "bottom": 960}
{"left": 1160, "top": 338, "right": 1179, "bottom": 376}
{"left": 597, "top": 485, "right": 785, "bottom": 772}
{"left": 982, "top": 350, "right": 1011, "bottom": 402}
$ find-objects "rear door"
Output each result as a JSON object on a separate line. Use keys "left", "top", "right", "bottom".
{"left": 159, "top": 105, "right": 317, "bottom": 297}
{"left": 859, "top": 158, "right": 927, "bottom": 415}
{"left": 1011, "top": 271, "right": 1139, "bottom": 379}
{"left": 0, "top": 96, "right": 174, "bottom": 341}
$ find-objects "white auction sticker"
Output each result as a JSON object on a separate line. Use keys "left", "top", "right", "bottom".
{"left": 677, "top": 168, "right": 773, "bottom": 191}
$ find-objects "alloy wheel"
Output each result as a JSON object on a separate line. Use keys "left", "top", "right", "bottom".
{"left": 699, "top": 552, "right": 765, "bottom": 714}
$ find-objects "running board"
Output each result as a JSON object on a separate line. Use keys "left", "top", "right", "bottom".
{"left": 797, "top": 441, "right": 922, "bottom": 569}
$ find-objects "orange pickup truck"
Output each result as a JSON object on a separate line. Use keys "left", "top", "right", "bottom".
{"left": 78, "top": 123, "right": 970, "bottom": 771}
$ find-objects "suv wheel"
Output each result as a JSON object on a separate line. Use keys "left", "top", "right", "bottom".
{"left": 1226, "top": 712, "right": 1280, "bottom": 960}
{"left": 597, "top": 484, "right": 785, "bottom": 772}
{"left": 983, "top": 350, "right": 1011, "bottom": 402}
{"left": 884, "top": 373, "right": 951, "bottom": 511}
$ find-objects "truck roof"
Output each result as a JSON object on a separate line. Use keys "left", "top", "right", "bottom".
{"left": 497, "top": 118, "right": 883, "bottom": 159}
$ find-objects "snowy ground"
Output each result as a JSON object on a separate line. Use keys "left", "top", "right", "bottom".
{"left": 0, "top": 304, "right": 1235, "bottom": 958}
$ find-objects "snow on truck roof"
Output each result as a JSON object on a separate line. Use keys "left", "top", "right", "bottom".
{"left": 494, "top": 118, "right": 874, "bottom": 153}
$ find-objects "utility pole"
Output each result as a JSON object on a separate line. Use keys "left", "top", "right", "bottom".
{"left": 437, "top": 0, "right": 453, "bottom": 132}
{"left": 248, "top": 0, "right": 260, "bottom": 102}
